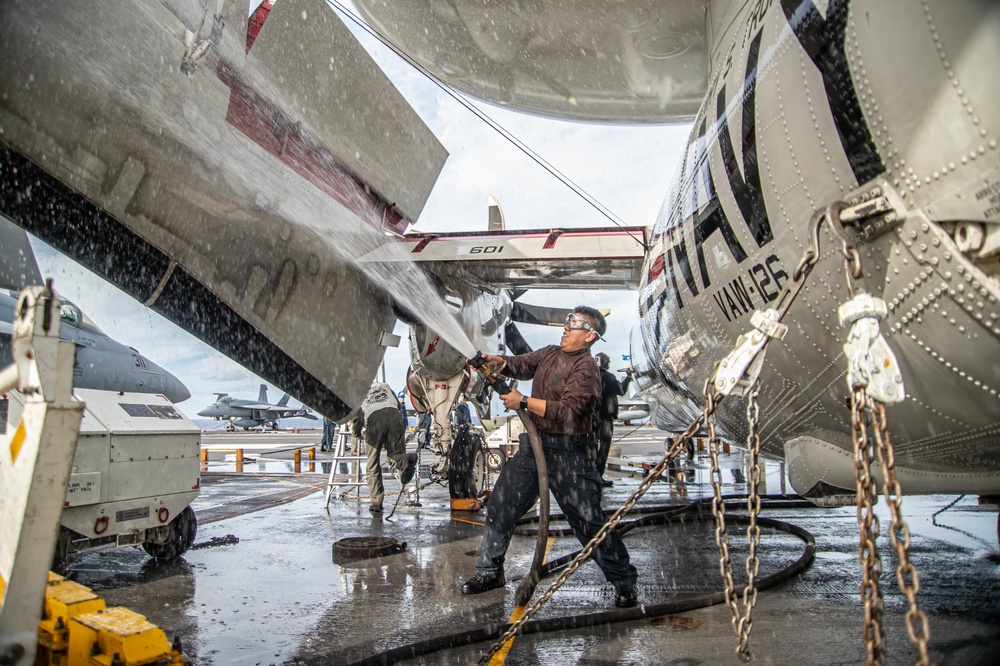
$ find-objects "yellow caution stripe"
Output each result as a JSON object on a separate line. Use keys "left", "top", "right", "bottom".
{"left": 490, "top": 536, "right": 555, "bottom": 664}
{"left": 450, "top": 516, "right": 485, "bottom": 528}
{"left": 9, "top": 419, "right": 26, "bottom": 463}
{"left": 490, "top": 605, "right": 525, "bottom": 665}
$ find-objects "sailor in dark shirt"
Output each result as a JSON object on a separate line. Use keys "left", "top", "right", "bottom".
{"left": 594, "top": 352, "right": 633, "bottom": 485}
{"left": 461, "top": 306, "right": 639, "bottom": 608}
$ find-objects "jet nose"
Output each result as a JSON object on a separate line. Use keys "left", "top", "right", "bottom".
{"left": 163, "top": 369, "right": 191, "bottom": 404}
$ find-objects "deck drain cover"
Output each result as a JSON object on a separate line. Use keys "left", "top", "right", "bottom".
{"left": 332, "top": 536, "right": 407, "bottom": 564}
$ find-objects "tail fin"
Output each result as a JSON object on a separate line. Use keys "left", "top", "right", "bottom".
{"left": 277, "top": 393, "right": 291, "bottom": 407}
{"left": 258, "top": 384, "right": 268, "bottom": 404}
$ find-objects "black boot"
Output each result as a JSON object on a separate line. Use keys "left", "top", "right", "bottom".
{"left": 461, "top": 572, "right": 506, "bottom": 595}
{"left": 614, "top": 581, "right": 638, "bottom": 608}
{"left": 400, "top": 453, "right": 418, "bottom": 485}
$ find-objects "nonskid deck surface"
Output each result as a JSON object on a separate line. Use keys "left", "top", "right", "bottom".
{"left": 61, "top": 428, "right": 1000, "bottom": 665}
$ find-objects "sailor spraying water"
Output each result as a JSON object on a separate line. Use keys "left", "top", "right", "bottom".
{"left": 461, "top": 306, "right": 639, "bottom": 608}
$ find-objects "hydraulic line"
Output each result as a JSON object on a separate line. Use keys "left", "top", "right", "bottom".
{"left": 335, "top": 499, "right": 817, "bottom": 666}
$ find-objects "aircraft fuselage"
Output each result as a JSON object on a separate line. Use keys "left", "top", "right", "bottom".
{"left": 636, "top": 0, "right": 1000, "bottom": 496}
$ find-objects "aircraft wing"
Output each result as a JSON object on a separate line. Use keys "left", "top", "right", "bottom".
{"left": 355, "top": 227, "right": 649, "bottom": 291}
{"left": 0, "top": 0, "right": 447, "bottom": 420}
{"left": 350, "top": 0, "right": 712, "bottom": 124}
{"left": 242, "top": 403, "right": 279, "bottom": 411}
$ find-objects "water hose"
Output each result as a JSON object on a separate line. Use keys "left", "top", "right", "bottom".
{"left": 468, "top": 352, "right": 549, "bottom": 606}
{"left": 334, "top": 499, "right": 817, "bottom": 666}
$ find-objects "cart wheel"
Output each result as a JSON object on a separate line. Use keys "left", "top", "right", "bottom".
{"left": 51, "top": 527, "right": 75, "bottom": 572}
{"left": 143, "top": 506, "right": 198, "bottom": 561}
{"left": 486, "top": 448, "right": 507, "bottom": 472}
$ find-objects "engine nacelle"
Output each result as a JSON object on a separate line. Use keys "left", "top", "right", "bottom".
{"left": 410, "top": 323, "right": 469, "bottom": 380}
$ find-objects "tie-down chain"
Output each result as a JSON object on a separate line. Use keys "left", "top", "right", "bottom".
{"left": 703, "top": 204, "right": 847, "bottom": 662}
{"left": 834, "top": 221, "right": 929, "bottom": 666}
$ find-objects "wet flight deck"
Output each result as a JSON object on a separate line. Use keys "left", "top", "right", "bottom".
{"left": 61, "top": 428, "right": 999, "bottom": 665}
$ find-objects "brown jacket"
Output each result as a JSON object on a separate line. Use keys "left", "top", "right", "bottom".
{"left": 502, "top": 345, "right": 600, "bottom": 436}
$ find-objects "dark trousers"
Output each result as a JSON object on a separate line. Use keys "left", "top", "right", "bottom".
{"left": 365, "top": 408, "right": 407, "bottom": 506}
{"left": 475, "top": 437, "right": 637, "bottom": 586}
{"left": 596, "top": 418, "right": 614, "bottom": 476}
{"left": 321, "top": 419, "right": 336, "bottom": 449}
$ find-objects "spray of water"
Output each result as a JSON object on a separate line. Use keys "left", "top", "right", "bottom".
{"left": 345, "top": 238, "right": 478, "bottom": 359}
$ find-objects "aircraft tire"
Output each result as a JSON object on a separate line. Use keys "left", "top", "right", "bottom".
{"left": 449, "top": 431, "right": 486, "bottom": 499}
{"left": 142, "top": 506, "right": 198, "bottom": 561}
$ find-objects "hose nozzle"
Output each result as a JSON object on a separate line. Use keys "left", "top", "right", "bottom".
{"left": 469, "top": 351, "right": 511, "bottom": 395}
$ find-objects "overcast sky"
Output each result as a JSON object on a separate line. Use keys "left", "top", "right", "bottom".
{"left": 29, "top": 2, "right": 692, "bottom": 422}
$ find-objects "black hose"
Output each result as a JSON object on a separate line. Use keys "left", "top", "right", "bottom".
{"left": 512, "top": 409, "right": 549, "bottom": 607}
{"left": 513, "top": 494, "right": 813, "bottom": 538}
{"left": 466, "top": 352, "right": 549, "bottom": 608}
{"left": 335, "top": 509, "right": 817, "bottom": 666}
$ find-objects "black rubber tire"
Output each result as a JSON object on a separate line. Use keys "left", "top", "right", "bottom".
{"left": 142, "top": 505, "right": 198, "bottom": 561}
{"left": 486, "top": 447, "right": 507, "bottom": 472}
{"left": 51, "top": 527, "right": 75, "bottom": 572}
{"left": 449, "top": 431, "right": 486, "bottom": 499}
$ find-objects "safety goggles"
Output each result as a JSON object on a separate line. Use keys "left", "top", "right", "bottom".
{"left": 565, "top": 313, "right": 601, "bottom": 337}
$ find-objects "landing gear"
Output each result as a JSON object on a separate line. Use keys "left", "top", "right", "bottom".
{"left": 143, "top": 505, "right": 197, "bottom": 561}
{"left": 449, "top": 431, "right": 486, "bottom": 499}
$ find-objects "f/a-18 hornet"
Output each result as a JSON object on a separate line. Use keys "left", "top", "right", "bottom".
{"left": 0, "top": 215, "right": 190, "bottom": 404}
{"left": 198, "top": 383, "right": 315, "bottom": 430}
{"left": 1, "top": 0, "right": 997, "bottom": 516}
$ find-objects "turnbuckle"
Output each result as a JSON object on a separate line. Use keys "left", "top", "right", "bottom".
{"left": 713, "top": 309, "right": 786, "bottom": 397}
{"left": 839, "top": 293, "right": 906, "bottom": 405}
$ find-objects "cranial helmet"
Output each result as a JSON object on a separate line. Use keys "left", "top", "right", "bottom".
{"left": 594, "top": 352, "right": 610, "bottom": 370}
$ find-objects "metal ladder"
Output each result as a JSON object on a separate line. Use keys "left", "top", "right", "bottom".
{"left": 323, "top": 429, "right": 367, "bottom": 508}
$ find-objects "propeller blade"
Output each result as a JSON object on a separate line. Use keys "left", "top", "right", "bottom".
{"left": 511, "top": 302, "right": 574, "bottom": 327}
{"left": 504, "top": 322, "right": 533, "bottom": 356}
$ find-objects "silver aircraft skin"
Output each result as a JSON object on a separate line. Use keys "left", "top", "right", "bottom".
{"left": 197, "top": 383, "right": 315, "bottom": 429}
{"left": 0, "top": 0, "right": 998, "bottom": 506}
{"left": 351, "top": 0, "right": 1000, "bottom": 502}
{"left": 632, "top": 0, "right": 1000, "bottom": 501}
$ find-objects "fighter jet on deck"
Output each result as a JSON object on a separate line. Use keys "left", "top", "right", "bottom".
{"left": 197, "top": 384, "right": 316, "bottom": 430}
{"left": 0, "top": 216, "right": 190, "bottom": 404}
